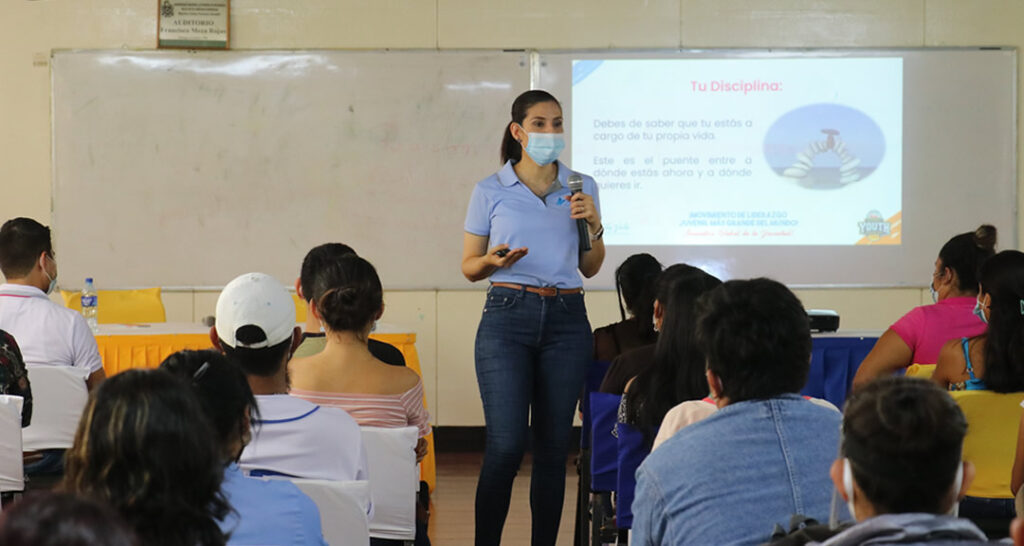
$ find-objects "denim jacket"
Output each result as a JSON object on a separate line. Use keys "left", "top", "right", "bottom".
{"left": 632, "top": 394, "right": 844, "bottom": 546}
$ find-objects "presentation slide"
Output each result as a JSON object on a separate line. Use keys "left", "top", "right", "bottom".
{"left": 571, "top": 58, "right": 903, "bottom": 246}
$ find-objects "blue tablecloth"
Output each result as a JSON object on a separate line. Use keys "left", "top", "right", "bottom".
{"left": 802, "top": 335, "right": 879, "bottom": 410}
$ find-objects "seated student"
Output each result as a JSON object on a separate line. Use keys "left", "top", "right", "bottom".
{"left": 210, "top": 272, "right": 368, "bottom": 482}
{"left": 620, "top": 264, "right": 720, "bottom": 441}
{"left": 289, "top": 255, "right": 430, "bottom": 459}
{"left": 802, "top": 377, "right": 986, "bottom": 545}
{"left": 0, "top": 330, "right": 31, "bottom": 427}
{"left": 600, "top": 264, "right": 692, "bottom": 395}
{"left": 293, "top": 243, "right": 406, "bottom": 366}
{"left": 62, "top": 369, "right": 229, "bottom": 545}
{"left": 0, "top": 218, "right": 104, "bottom": 389}
{"left": 161, "top": 350, "right": 326, "bottom": 546}
{"left": 593, "top": 253, "right": 662, "bottom": 363}
{"left": 853, "top": 225, "right": 995, "bottom": 388}
{"left": 0, "top": 492, "right": 139, "bottom": 546}
{"left": 934, "top": 250, "right": 1024, "bottom": 393}
{"left": 632, "top": 278, "right": 843, "bottom": 546}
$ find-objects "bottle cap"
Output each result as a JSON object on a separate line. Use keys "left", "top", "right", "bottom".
{"left": 85, "top": 277, "right": 93, "bottom": 284}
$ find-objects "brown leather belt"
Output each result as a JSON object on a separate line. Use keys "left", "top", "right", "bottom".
{"left": 491, "top": 282, "right": 583, "bottom": 297}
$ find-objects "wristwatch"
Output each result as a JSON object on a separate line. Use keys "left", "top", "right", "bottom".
{"left": 590, "top": 224, "right": 604, "bottom": 241}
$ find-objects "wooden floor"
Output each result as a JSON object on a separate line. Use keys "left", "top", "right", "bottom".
{"left": 428, "top": 453, "right": 579, "bottom": 545}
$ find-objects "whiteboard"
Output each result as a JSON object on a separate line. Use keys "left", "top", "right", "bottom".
{"left": 52, "top": 49, "right": 1016, "bottom": 289}
{"left": 52, "top": 50, "right": 529, "bottom": 289}
{"left": 537, "top": 48, "right": 1017, "bottom": 287}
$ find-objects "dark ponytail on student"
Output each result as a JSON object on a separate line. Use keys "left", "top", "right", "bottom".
{"left": 500, "top": 90, "right": 561, "bottom": 165}
{"left": 977, "top": 250, "right": 1024, "bottom": 392}
{"left": 311, "top": 255, "right": 383, "bottom": 334}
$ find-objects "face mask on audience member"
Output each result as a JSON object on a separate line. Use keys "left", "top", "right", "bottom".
{"left": 520, "top": 130, "right": 565, "bottom": 166}
{"left": 973, "top": 297, "right": 988, "bottom": 324}
{"left": 929, "top": 282, "right": 939, "bottom": 304}
{"left": 42, "top": 255, "right": 57, "bottom": 295}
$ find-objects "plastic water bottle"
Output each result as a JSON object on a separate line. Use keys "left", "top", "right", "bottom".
{"left": 81, "top": 278, "right": 98, "bottom": 334}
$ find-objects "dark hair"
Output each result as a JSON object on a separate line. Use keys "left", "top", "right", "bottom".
{"left": 625, "top": 264, "right": 721, "bottom": 436}
{"left": 63, "top": 369, "right": 229, "bottom": 546}
{"left": 937, "top": 224, "right": 997, "bottom": 293}
{"left": 0, "top": 218, "right": 52, "bottom": 279}
{"left": 0, "top": 492, "right": 139, "bottom": 546}
{"left": 220, "top": 337, "right": 293, "bottom": 378}
{"left": 160, "top": 350, "right": 258, "bottom": 461}
{"left": 299, "top": 243, "right": 357, "bottom": 302}
{"left": 309, "top": 254, "right": 383, "bottom": 333}
{"left": 976, "top": 250, "right": 1024, "bottom": 392}
{"left": 696, "top": 278, "right": 810, "bottom": 402}
{"left": 615, "top": 254, "right": 663, "bottom": 341}
{"left": 842, "top": 377, "right": 966, "bottom": 514}
{"left": 500, "top": 90, "right": 561, "bottom": 164}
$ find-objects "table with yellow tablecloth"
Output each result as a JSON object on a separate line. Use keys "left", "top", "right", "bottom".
{"left": 94, "top": 322, "right": 436, "bottom": 491}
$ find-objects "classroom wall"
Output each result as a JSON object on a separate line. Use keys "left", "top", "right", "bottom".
{"left": 4, "top": 1, "right": 1022, "bottom": 425}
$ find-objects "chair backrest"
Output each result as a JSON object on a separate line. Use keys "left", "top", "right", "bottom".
{"left": 0, "top": 395, "right": 24, "bottom": 494}
{"left": 950, "top": 390, "right": 1024, "bottom": 499}
{"left": 580, "top": 360, "right": 612, "bottom": 450}
{"left": 293, "top": 293, "right": 308, "bottom": 323}
{"left": 22, "top": 365, "right": 89, "bottom": 451}
{"left": 287, "top": 478, "right": 371, "bottom": 546}
{"left": 360, "top": 426, "right": 418, "bottom": 541}
{"left": 590, "top": 392, "right": 621, "bottom": 492}
{"left": 905, "top": 363, "right": 937, "bottom": 379}
{"left": 616, "top": 420, "right": 650, "bottom": 530}
{"left": 60, "top": 287, "right": 166, "bottom": 323}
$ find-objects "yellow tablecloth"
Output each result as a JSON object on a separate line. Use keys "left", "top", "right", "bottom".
{"left": 95, "top": 325, "right": 436, "bottom": 491}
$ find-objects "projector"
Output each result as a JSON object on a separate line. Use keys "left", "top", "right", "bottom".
{"left": 807, "top": 309, "right": 840, "bottom": 333}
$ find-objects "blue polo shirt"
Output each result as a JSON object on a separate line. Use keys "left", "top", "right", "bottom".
{"left": 464, "top": 160, "right": 600, "bottom": 289}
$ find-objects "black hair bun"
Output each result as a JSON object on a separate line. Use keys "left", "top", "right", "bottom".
{"left": 974, "top": 224, "right": 997, "bottom": 252}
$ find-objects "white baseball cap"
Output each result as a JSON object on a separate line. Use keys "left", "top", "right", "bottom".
{"left": 215, "top": 272, "right": 295, "bottom": 349}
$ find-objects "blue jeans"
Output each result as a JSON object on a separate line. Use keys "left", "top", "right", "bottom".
{"left": 474, "top": 286, "right": 592, "bottom": 546}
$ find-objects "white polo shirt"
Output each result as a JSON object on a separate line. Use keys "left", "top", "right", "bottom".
{"left": 0, "top": 283, "right": 102, "bottom": 374}
{"left": 240, "top": 394, "right": 369, "bottom": 482}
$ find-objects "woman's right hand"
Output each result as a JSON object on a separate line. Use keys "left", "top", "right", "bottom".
{"left": 462, "top": 232, "right": 528, "bottom": 282}
{"left": 487, "top": 244, "right": 528, "bottom": 268}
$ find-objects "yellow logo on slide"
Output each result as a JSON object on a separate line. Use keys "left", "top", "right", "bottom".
{"left": 855, "top": 211, "right": 901, "bottom": 245}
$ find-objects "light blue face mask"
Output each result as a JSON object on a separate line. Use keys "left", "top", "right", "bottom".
{"left": 974, "top": 297, "right": 988, "bottom": 324}
{"left": 522, "top": 132, "right": 565, "bottom": 166}
{"left": 42, "top": 256, "right": 57, "bottom": 295}
{"left": 929, "top": 282, "right": 939, "bottom": 304}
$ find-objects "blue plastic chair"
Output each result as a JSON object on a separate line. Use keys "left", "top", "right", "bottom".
{"left": 615, "top": 421, "right": 651, "bottom": 531}
{"left": 576, "top": 360, "right": 612, "bottom": 546}
{"left": 590, "top": 392, "right": 621, "bottom": 492}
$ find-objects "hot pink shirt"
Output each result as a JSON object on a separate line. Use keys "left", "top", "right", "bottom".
{"left": 890, "top": 296, "right": 987, "bottom": 365}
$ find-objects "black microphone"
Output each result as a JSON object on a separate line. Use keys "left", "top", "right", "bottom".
{"left": 568, "top": 174, "right": 592, "bottom": 252}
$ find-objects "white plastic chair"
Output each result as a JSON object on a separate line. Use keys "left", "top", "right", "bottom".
{"left": 360, "top": 426, "right": 418, "bottom": 542}
{"left": 21, "top": 365, "right": 89, "bottom": 451}
{"left": 0, "top": 395, "right": 25, "bottom": 502}
{"left": 286, "top": 479, "right": 371, "bottom": 546}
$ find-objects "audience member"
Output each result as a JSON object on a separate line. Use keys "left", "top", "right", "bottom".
{"left": 934, "top": 250, "right": 1024, "bottom": 392}
{"left": 62, "top": 369, "right": 229, "bottom": 546}
{"left": 0, "top": 217, "right": 104, "bottom": 389}
{"left": 293, "top": 242, "right": 406, "bottom": 366}
{"left": 161, "top": 350, "right": 327, "bottom": 546}
{"left": 620, "top": 264, "right": 720, "bottom": 441}
{"left": 290, "top": 254, "right": 430, "bottom": 454}
{"left": 632, "top": 278, "right": 843, "bottom": 545}
{"left": 854, "top": 225, "right": 996, "bottom": 387}
{"left": 600, "top": 264, "right": 696, "bottom": 394}
{"left": 784, "top": 377, "right": 985, "bottom": 545}
{"left": 593, "top": 253, "right": 662, "bottom": 362}
{"left": 0, "top": 492, "right": 139, "bottom": 546}
{"left": 211, "top": 272, "right": 368, "bottom": 482}
{"left": 0, "top": 329, "right": 31, "bottom": 426}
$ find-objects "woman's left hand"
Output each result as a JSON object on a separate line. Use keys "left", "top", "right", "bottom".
{"left": 570, "top": 193, "right": 601, "bottom": 233}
